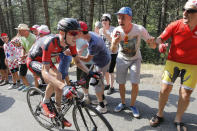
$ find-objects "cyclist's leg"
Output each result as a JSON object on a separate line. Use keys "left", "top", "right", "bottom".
{"left": 48, "top": 66, "right": 63, "bottom": 110}
{"left": 175, "top": 64, "right": 197, "bottom": 123}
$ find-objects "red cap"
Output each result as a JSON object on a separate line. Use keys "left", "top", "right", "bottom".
{"left": 30, "top": 25, "right": 40, "bottom": 31}
{"left": 1, "top": 33, "right": 8, "bottom": 37}
{"left": 79, "top": 21, "right": 88, "bottom": 32}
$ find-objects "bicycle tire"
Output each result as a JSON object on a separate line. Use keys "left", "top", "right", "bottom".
{"left": 72, "top": 104, "right": 113, "bottom": 131}
{"left": 26, "top": 87, "right": 54, "bottom": 130}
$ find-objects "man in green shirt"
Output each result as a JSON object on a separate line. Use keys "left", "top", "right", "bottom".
{"left": 15, "top": 24, "right": 36, "bottom": 91}
{"left": 15, "top": 24, "right": 36, "bottom": 52}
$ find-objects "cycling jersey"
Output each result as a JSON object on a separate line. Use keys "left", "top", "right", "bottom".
{"left": 27, "top": 34, "right": 77, "bottom": 76}
{"left": 160, "top": 19, "right": 197, "bottom": 65}
{"left": 28, "top": 34, "right": 77, "bottom": 65}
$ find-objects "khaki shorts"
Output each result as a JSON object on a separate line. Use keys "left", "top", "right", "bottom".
{"left": 162, "top": 60, "right": 197, "bottom": 90}
{"left": 116, "top": 57, "right": 141, "bottom": 84}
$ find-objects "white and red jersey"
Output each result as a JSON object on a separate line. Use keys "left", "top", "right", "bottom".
{"left": 16, "top": 46, "right": 26, "bottom": 64}
{"left": 3, "top": 42, "right": 19, "bottom": 69}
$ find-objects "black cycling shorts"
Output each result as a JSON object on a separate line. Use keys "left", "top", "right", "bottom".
{"left": 108, "top": 53, "right": 118, "bottom": 73}
{"left": 19, "top": 64, "right": 28, "bottom": 76}
{"left": 0, "top": 50, "right": 7, "bottom": 70}
{"left": 10, "top": 68, "right": 19, "bottom": 73}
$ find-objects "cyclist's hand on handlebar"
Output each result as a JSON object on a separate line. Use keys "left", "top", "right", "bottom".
{"left": 159, "top": 43, "right": 168, "bottom": 53}
{"left": 63, "top": 86, "right": 76, "bottom": 99}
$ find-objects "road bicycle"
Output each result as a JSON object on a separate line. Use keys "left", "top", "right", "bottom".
{"left": 26, "top": 79, "right": 113, "bottom": 131}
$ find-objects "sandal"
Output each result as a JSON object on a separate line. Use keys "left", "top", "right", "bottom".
{"left": 174, "top": 122, "right": 187, "bottom": 131}
{"left": 150, "top": 115, "right": 164, "bottom": 127}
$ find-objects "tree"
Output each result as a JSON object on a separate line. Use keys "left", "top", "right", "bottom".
{"left": 8, "top": 0, "right": 16, "bottom": 36}
{"left": 3, "top": 0, "right": 10, "bottom": 36}
{"left": 42, "top": 0, "right": 50, "bottom": 29}
{"left": 88, "top": 0, "right": 94, "bottom": 30}
{"left": 0, "top": 4, "right": 7, "bottom": 33}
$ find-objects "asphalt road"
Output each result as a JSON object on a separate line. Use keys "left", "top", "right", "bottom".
{"left": 0, "top": 66, "right": 197, "bottom": 131}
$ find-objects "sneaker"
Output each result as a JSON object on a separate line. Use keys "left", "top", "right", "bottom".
{"left": 96, "top": 105, "right": 107, "bottom": 114}
{"left": 0, "top": 79, "right": 4, "bottom": 84}
{"left": 63, "top": 118, "right": 72, "bottom": 127}
{"left": 130, "top": 106, "right": 140, "bottom": 118}
{"left": 8, "top": 84, "right": 17, "bottom": 90}
{"left": 107, "top": 88, "right": 115, "bottom": 95}
{"left": 91, "top": 99, "right": 107, "bottom": 105}
{"left": 22, "top": 86, "right": 30, "bottom": 92}
{"left": 0, "top": 80, "right": 9, "bottom": 86}
{"left": 83, "top": 95, "right": 91, "bottom": 104}
{"left": 104, "top": 85, "right": 110, "bottom": 90}
{"left": 18, "top": 85, "right": 26, "bottom": 91}
{"left": 16, "top": 82, "right": 21, "bottom": 88}
{"left": 114, "top": 103, "right": 126, "bottom": 112}
{"left": 41, "top": 102, "right": 56, "bottom": 118}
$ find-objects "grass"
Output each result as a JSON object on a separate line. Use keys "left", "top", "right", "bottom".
{"left": 141, "top": 63, "right": 164, "bottom": 75}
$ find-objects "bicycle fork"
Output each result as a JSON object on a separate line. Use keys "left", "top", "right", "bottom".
{"left": 77, "top": 105, "right": 98, "bottom": 131}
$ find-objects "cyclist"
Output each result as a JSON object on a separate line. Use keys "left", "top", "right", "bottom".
{"left": 26, "top": 18, "right": 98, "bottom": 127}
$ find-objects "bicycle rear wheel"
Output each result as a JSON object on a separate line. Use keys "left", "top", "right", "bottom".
{"left": 26, "top": 87, "right": 54, "bottom": 130}
{"left": 72, "top": 104, "right": 113, "bottom": 131}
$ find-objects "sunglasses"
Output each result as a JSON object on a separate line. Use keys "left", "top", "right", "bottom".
{"left": 183, "top": 8, "right": 197, "bottom": 14}
{"left": 68, "top": 31, "right": 79, "bottom": 36}
{"left": 102, "top": 19, "right": 108, "bottom": 21}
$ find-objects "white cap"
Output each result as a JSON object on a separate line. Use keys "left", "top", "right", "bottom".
{"left": 102, "top": 13, "right": 111, "bottom": 21}
{"left": 30, "top": 25, "right": 40, "bottom": 30}
{"left": 184, "top": 0, "right": 197, "bottom": 9}
{"left": 95, "top": 21, "right": 102, "bottom": 28}
{"left": 15, "top": 24, "right": 30, "bottom": 30}
{"left": 37, "top": 25, "right": 50, "bottom": 35}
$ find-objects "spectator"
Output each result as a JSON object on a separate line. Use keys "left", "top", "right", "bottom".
{"left": 99, "top": 13, "right": 116, "bottom": 95}
{"left": 11, "top": 37, "right": 30, "bottom": 92}
{"left": 58, "top": 53, "right": 72, "bottom": 85}
{"left": 15, "top": 23, "right": 36, "bottom": 90}
{"left": 78, "top": 21, "right": 111, "bottom": 113}
{"left": 76, "top": 38, "right": 93, "bottom": 104}
{"left": 149, "top": 1, "right": 197, "bottom": 130}
{"left": 0, "top": 33, "right": 9, "bottom": 86}
{"left": 37, "top": 25, "right": 50, "bottom": 37}
{"left": 30, "top": 24, "right": 40, "bottom": 38}
{"left": 94, "top": 21, "right": 102, "bottom": 34}
{"left": 111, "top": 7, "right": 156, "bottom": 118}
{"left": 4, "top": 37, "right": 21, "bottom": 89}
{"left": 15, "top": 23, "right": 36, "bottom": 53}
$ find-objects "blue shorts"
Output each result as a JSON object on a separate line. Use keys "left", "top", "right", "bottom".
{"left": 58, "top": 53, "right": 72, "bottom": 80}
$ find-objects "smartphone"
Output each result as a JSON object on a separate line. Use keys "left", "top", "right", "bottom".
{"left": 114, "top": 31, "right": 120, "bottom": 37}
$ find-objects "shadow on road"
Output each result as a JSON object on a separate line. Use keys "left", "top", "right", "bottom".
{"left": 0, "top": 93, "right": 15, "bottom": 113}
{"left": 103, "top": 89, "right": 196, "bottom": 131}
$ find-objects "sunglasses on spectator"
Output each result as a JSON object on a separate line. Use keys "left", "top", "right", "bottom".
{"left": 102, "top": 19, "right": 108, "bottom": 21}
{"left": 183, "top": 8, "right": 197, "bottom": 14}
{"left": 68, "top": 31, "right": 79, "bottom": 36}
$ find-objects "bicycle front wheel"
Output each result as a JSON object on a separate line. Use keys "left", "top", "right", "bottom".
{"left": 26, "top": 87, "right": 54, "bottom": 130}
{"left": 72, "top": 104, "right": 113, "bottom": 131}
